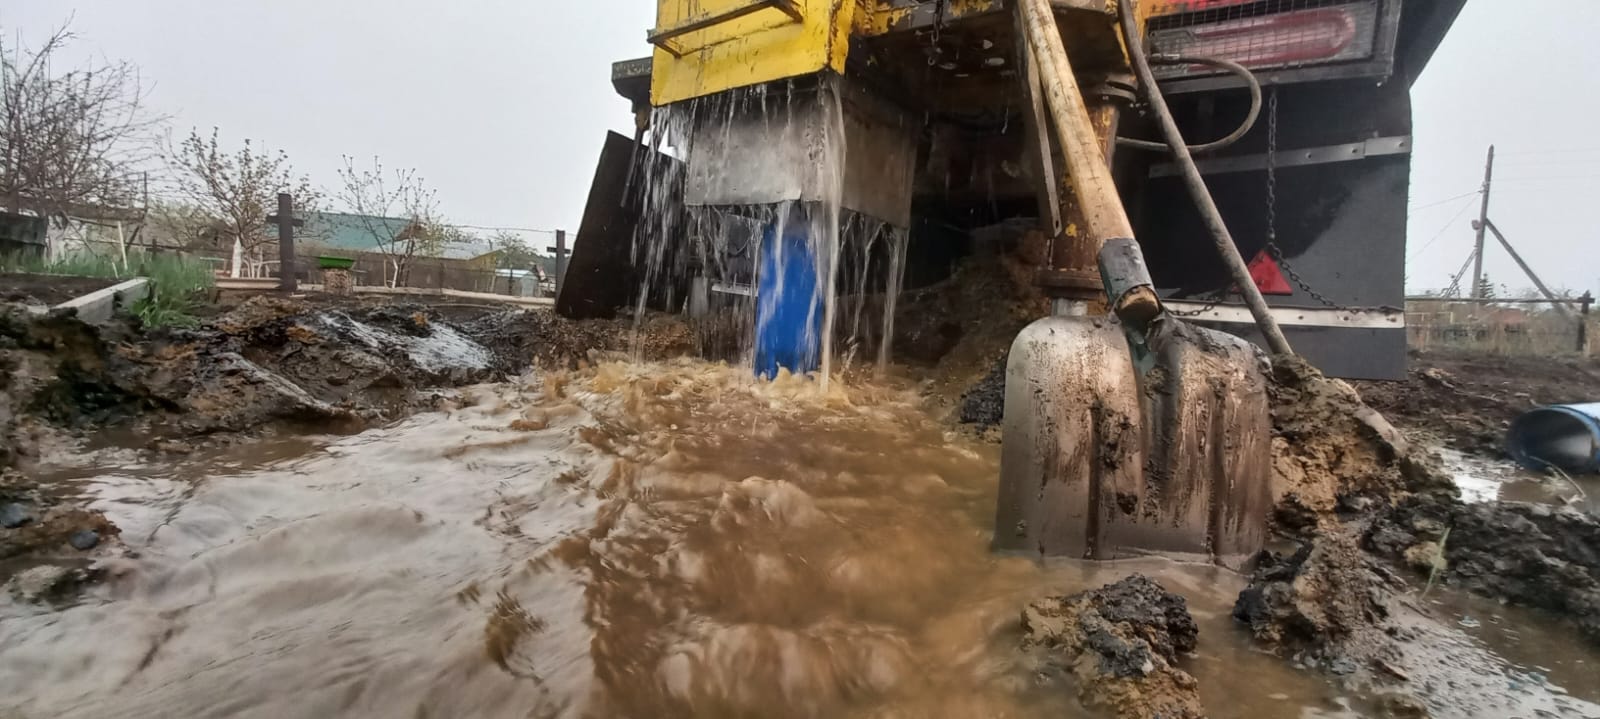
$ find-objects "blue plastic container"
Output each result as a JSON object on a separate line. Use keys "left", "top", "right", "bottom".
{"left": 754, "top": 216, "right": 822, "bottom": 379}
{"left": 1508, "top": 403, "right": 1600, "bottom": 475}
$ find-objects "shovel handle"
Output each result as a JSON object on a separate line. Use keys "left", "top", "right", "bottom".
{"left": 1016, "top": 0, "right": 1160, "bottom": 323}
{"left": 1015, "top": 0, "right": 1134, "bottom": 244}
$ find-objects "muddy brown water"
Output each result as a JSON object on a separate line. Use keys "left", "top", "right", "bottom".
{"left": 3, "top": 360, "right": 1599, "bottom": 718}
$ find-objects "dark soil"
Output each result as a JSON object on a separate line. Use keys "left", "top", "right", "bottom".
{"left": 957, "top": 354, "right": 1006, "bottom": 429}
{"left": 1022, "top": 575, "right": 1205, "bottom": 719}
{"left": 1354, "top": 349, "right": 1600, "bottom": 459}
{"left": 0, "top": 273, "right": 120, "bottom": 308}
{"left": 1234, "top": 533, "right": 1394, "bottom": 661}
{"left": 1367, "top": 491, "right": 1600, "bottom": 645}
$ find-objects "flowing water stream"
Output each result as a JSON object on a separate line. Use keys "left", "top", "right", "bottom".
{"left": 5, "top": 361, "right": 1600, "bottom": 718}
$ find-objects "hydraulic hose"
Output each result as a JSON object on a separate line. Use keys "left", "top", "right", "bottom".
{"left": 1116, "top": 56, "right": 1262, "bottom": 155}
{"left": 1115, "top": 0, "right": 1295, "bottom": 356}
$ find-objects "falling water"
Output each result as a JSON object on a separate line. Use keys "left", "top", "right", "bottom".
{"left": 627, "top": 75, "right": 907, "bottom": 386}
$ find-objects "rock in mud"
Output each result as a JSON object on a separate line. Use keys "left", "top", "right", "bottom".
{"left": 958, "top": 354, "right": 1006, "bottom": 429}
{"left": 1367, "top": 492, "right": 1600, "bottom": 644}
{"left": 1233, "top": 532, "right": 1395, "bottom": 671}
{"left": 7, "top": 565, "right": 92, "bottom": 603}
{"left": 1268, "top": 355, "right": 1452, "bottom": 534}
{"left": 68, "top": 529, "right": 100, "bottom": 551}
{"left": 1022, "top": 575, "right": 1205, "bottom": 719}
{"left": 0, "top": 506, "right": 118, "bottom": 564}
{"left": 0, "top": 502, "right": 33, "bottom": 528}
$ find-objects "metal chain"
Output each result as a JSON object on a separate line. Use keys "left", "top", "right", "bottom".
{"left": 928, "top": 0, "right": 948, "bottom": 66}
{"left": 1168, "top": 291, "right": 1226, "bottom": 317}
{"left": 1262, "top": 89, "right": 1354, "bottom": 311}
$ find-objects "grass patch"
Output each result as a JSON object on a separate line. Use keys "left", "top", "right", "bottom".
{"left": 1, "top": 250, "right": 215, "bottom": 328}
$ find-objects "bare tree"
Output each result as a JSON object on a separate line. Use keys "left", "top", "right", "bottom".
{"left": 336, "top": 155, "right": 441, "bottom": 287}
{"left": 0, "top": 18, "right": 161, "bottom": 221}
{"left": 145, "top": 199, "right": 222, "bottom": 251}
{"left": 168, "top": 128, "right": 319, "bottom": 276}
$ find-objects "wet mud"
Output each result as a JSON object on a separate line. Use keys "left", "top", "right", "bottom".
{"left": 1022, "top": 575, "right": 1204, "bottom": 719}
{"left": 0, "top": 297, "right": 691, "bottom": 585}
{"left": 1369, "top": 491, "right": 1600, "bottom": 645}
{"left": 1355, "top": 349, "right": 1600, "bottom": 458}
{"left": 1267, "top": 355, "right": 1454, "bottom": 534}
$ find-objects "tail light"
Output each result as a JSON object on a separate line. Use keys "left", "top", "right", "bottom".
{"left": 1150, "top": 1, "right": 1380, "bottom": 79}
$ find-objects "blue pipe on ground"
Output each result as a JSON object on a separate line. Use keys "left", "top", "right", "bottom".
{"left": 754, "top": 213, "right": 822, "bottom": 379}
{"left": 1508, "top": 403, "right": 1600, "bottom": 475}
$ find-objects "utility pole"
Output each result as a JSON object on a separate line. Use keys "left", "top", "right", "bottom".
{"left": 1471, "top": 145, "right": 1495, "bottom": 298}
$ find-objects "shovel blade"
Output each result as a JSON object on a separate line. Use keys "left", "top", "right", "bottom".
{"left": 994, "top": 315, "right": 1272, "bottom": 568}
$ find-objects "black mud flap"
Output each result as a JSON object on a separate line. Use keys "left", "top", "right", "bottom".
{"left": 559, "top": 132, "right": 642, "bottom": 319}
{"left": 1137, "top": 155, "right": 1411, "bottom": 381}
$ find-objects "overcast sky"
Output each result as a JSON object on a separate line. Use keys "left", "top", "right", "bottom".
{"left": 5, "top": 1, "right": 1593, "bottom": 296}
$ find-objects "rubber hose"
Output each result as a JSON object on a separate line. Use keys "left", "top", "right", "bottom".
{"left": 1116, "top": 56, "right": 1262, "bottom": 155}
{"left": 1115, "top": 0, "right": 1295, "bottom": 357}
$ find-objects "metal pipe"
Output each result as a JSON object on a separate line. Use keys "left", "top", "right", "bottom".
{"left": 1114, "top": 0, "right": 1295, "bottom": 357}
{"left": 1117, "top": 56, "right": 1262, "bottom": 155}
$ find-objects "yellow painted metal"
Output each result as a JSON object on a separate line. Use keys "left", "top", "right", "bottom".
{"left": 650, "top": 0, "right": 857, "bottom": 106}
{"left": 854, "top": 0, "right": 1001, "bottom": 36}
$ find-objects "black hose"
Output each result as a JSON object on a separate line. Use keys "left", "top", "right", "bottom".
{"left": 1115, "top": 56, "right": 1262, "bottom": 155}
{"left": 1115, "top": 0, "right": 1295, "bottom": 357}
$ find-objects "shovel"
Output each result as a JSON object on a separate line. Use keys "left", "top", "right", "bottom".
{"left": 993, "top": 0, "right": 1274, "bottom": 567}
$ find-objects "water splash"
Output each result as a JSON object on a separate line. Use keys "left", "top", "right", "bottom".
{"left": 628, "top": 76, "right": 908, "bottom": 387}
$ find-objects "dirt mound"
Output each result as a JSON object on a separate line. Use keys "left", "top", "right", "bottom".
{"left": 1022, "top": 575, "right": 1204, "bottom": 719}
{"left": 1233, "top": 533, "right": 1395, "bottom": 664}
{"left": 1367, "top": 492, "right": 1600, "bottom": 644}
{"left": 460, "top": 309, "right": 693, "bottom": 373}
{"left": 957, "top": 354, "right": 1007, "bottom": 429}
{"left": 1354, "top": 350, "right": 1600, "bottom": 458}
{"left": 1269, "top": 355, "right": 1453, "bottom": 533}
{"left": 900, "top": 232, "right": 1051, "bottom": 417}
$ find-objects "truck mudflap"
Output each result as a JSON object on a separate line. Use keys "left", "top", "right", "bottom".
{"left": 1137, "top": 147, "right": 1413, "bottom": 381}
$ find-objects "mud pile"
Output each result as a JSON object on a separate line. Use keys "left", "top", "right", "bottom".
{"left": 459, "top": 309, "right": 694, "bottom": 373}
{"left": 1268, "top": 355, "right": 1453, "bottom": 533}
{"left": 1233, "top": 533, "right": 1406, "bottom": 671}
{"left": 1368, "top": 492, "right": 1600, "bottom": 644}
{"left": 1022, "top": 575, "right": 1205, "bottom": 719}
{"left": 895, "top": 227, "right": 1052, "bottom": 419}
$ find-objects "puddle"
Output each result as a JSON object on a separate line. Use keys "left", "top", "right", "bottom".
{"left": 2, "top": 362, "right": 1598, "bottom": 717}
{"left": 1439, "top": 447, "right": 1600, "bottom": 510}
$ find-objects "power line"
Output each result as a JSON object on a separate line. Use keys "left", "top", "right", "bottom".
{"left": 1407, "top": 195, "right": 1479, "bottom": 260}
{"left": 449, "top": 223, "right": 560, "bottom": 235}
{"left": 1410, "top": 190, "right": 1479, "bottom": 210}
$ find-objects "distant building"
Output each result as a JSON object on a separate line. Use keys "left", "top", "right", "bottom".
{"left": 302, "top": 212, "right": 421, "bottom": 253}
{"left": 0, "top": 212, "right": 48, "bottom": 258}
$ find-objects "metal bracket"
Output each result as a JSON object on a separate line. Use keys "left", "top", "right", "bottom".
{"left": 648, "top": 0, "right": 804, "bottom": 58}
{"left": 1149, "top": 136, "right": 1412, "bottom": 178}
{"left": 1164, "top": 301, "right": 1406, "bottom": 330}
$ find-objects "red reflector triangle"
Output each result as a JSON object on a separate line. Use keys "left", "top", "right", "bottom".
{"left": 1247, "top": 251, "right": 1294, "bottom": 296}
